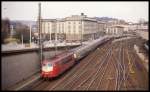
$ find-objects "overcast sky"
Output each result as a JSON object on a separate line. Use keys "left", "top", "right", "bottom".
{"left": 2, "top": 1, "right": 148, "bottom": 23}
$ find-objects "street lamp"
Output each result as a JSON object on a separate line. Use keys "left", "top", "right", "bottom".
{"left": 81, "top": 17, "right": 83, "bottom": 45}
{"left": 21, "top": 34, "right": 23, "bottom": 46}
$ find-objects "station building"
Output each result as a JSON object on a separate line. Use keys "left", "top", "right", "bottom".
{"left": 40, "top": 13, "right": 106, "bottom": 42}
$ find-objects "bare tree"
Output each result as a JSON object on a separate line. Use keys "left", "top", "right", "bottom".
{"left": 1, "top": 18, "right": 11, "bottom": 44}
{"left": 15, "top": 22, "right": 34, "bottom": 43}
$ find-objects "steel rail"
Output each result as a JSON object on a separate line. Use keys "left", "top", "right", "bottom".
{"left": 86, "top": 46, "right": 113, "bottom": 90}
{"left": 72, "top": 43, "right": 112, "bottom": 90}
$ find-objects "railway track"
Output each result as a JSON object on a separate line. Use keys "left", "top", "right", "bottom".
{"left": 72, "top": 46, "right": 112, "bottom": 90}
{"left": 113, "top": 38, "right": 148, "bottom": 90}
{"left": 127, "top": 42, "right": 148, "bottom": 90}
{"left": 115, "top": 41, "right": 126, "bottom": 90}
{"left": 86, "top": 47, "right": 113, "bottom": 90}
{"left": 98, "top": 40, "right": 124, "bottom": 90}
{"left": 112, "top": 38, "right": 134, "bottom": 90}
{"left": 24, "top": 37, "right": 148, "bottom": 91}
{"left": 73, "top": 45, "right": 113, "bottom": 90}
{"left": 97, "top": 42, "right": 119, "bottom": 90}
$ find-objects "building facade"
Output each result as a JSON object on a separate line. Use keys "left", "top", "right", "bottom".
{"left": 106, "top": 25, "right": 125, "bottom": 35}
{"left": 40, "top": 13, "right": 106, "bottom": 42}
{"left": 105, "top": 19, "right": 129, "bottom": 35}
{"left": 41, "top": 19, "right": 57, "bottom": 41}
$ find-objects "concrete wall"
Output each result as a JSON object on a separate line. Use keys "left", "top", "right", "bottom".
{"left": 2, "top": 50, "right": 65, "bottom": 90}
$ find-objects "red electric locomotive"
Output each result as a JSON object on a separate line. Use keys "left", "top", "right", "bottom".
{"left": 41, "top": 51, "right": 75, "bottom": 78}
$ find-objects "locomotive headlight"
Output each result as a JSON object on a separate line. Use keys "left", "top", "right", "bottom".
{"left": 42, "top": 63, "right": 53, "bottom": 72}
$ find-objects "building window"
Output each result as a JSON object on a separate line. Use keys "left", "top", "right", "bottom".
{"left": 68, "top": 30, "right": 70, "bottom": 34}
{"left": 73, "top": 25, "right": 75, "bottom": 29}
{"left": 79, "top": 25, "right": 81, "bottom": 29}
{"left": 73, "top": 30, "right": 76, "bottom": 34}
{"left": 68, "top": 25, "right": 70, "bottom": 30}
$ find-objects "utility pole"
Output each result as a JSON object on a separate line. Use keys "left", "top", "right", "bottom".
{"left": 38, "top": 3, "right": 43, "bottom": 63}
{"left": 10, "top": 25, "right": 14, "bottom": 38}
{"left": 55, "top": 22, "right": 58, "bottom": 56}
{"left": 30, "top": 24, "right": 32, "bottom": 47}
{"left": 21, "top": 34, "right": 23, "bottom": 46}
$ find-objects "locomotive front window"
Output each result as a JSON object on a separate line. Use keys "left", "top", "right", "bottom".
{"left": 42, "top": 63, "right": 53, "bottom": 72}
{"left": 48, "top": 63, "right": 52, "bottom": 67}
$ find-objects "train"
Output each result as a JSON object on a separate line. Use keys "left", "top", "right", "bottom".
{"left": 41, "top": 51, "right": 75, "bottom": 78}
{"left": 41, "top": 36, "right": 113, "bottom": 78}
